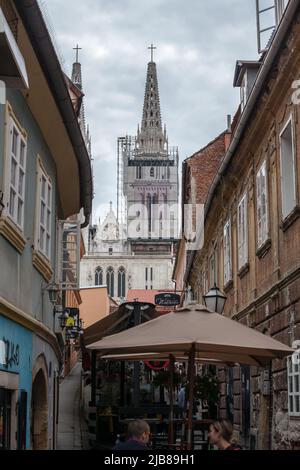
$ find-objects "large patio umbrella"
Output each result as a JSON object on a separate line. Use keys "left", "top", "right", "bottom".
{"left": 88, "top": 303, "right": 294, "bottom": 449}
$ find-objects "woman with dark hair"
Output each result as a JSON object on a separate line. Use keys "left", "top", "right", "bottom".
{"left": 208, "top": 419, "right": 243, "bottom": 450}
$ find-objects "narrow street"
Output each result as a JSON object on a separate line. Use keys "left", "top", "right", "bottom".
{"left": 57, "top": 363, "right": 89, "bottom": 450}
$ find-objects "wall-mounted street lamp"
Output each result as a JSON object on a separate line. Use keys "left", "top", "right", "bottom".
{"left": 42, "top": 282, "right": 60, "bottom": 331}
{"left": 47, "top": 284, "right": 59, "bottom": 306}
{"left": 203, "top": 283, "right": 227, "bottom": 315}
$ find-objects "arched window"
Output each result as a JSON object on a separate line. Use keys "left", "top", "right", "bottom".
{"left": 95, "top": 267, "right": 103, "bottom": 286}
{"left": 159, "top": 212, "right": 163, "bottom": 239}
{"left": 106, "top": 267, "right": 114, "bottom": 297}
{"left": 150, "top": 167, "right": 154, "bottom": 177}
{"left": 118, "top": 267, "right": 126, "bottom": 298}
{"left": 147, "top": 194, "right": 152, "bottom": 234}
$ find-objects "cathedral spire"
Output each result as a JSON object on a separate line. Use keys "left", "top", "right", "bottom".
{"left": 72, "top": 44, "right": 86, "bottom": 139}
{"left": 136, "top": 45, "right": 168, "bottom": 156}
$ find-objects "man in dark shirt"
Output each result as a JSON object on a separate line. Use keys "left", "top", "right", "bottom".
{"left": 113, "top": 420, "right": 151, "bottom": 450}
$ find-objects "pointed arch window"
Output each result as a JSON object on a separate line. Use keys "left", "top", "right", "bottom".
{"left": 147, "top": 193, "right": 152, "bottom": 235}
{"left": 118, "top": 267, "right": 126, "bottom": 298}
{"left": 106, "top": 267, "right": 114, "bottom": 297}
{"left": 159, "top": 212, "right": 163, "bottom": 239}
{"left": 95, "top": 267, "right": 103, "bottom": 286}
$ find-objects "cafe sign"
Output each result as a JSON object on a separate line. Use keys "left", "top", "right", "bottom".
{"left": 155, "top": 293, "right": 181, "bottom": 307}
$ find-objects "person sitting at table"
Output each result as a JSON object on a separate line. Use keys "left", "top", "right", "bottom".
{"left": 113, "top": 419, "right": 151, "bottom": 450}
{"left": 208, "top": 419, "right": 243, "bottom": 450}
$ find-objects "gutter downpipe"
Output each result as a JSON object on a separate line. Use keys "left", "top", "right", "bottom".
{"left": 184, "top": 0, "right": 299, "bottom": 285}
{"left": 15, "top": 0, "right": 93, "bottom": 228}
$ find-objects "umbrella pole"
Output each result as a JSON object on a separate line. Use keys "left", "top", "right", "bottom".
{"left": 187, "top": 344, "right": 196, "bottom": 451}
{"left": 168, "top": 355, "right": 175, "bottom": 448}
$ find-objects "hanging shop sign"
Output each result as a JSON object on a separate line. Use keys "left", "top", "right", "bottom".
{"left": 155, "top": 293, "right": 180, "bottom": 307}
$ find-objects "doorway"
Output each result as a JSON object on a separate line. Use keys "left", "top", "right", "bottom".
{"left": 31, "top": 369, "right": 48, "bottom": 449}
{"left": 0, "top": 388, "right": 12, "bottom": 450}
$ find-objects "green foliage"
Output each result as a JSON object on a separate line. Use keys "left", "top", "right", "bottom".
{"left": 185, "top": 373, "right": 219, "bottom": 405}
{"left": 194, "top": 374, "right": 219, "bottom": 404}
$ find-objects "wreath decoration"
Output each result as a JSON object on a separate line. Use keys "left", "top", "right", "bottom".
{"left": 144, "top": 360, "right": 170, "bottom": 371}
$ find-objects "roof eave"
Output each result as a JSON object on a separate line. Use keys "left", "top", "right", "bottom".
{"left": 15, "top": 0, "right": 93, "bottom": 227}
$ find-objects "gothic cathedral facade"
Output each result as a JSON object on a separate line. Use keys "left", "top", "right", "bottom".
{"left": 80, "top": 55, "right": 179, "bottom": 302}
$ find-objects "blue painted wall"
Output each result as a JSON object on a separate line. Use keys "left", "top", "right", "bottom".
{"left": 0, "top": 314, "right": 33, "bottom": 449}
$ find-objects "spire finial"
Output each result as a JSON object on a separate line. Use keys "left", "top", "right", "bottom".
{"left": 73, "top": 44, "right": 82, "bottom": 63}
{"left": 110, "top": 201, "right": 113, "bottom": 212}
{"left": 148, "top": 43, "right": 157, "bottom": 62}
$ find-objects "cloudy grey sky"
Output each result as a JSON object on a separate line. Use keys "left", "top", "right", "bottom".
{"left": 43, "top": 0, "right": 258, "bottom": 223}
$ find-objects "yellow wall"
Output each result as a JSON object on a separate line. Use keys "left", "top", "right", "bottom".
{"left": 79, "top": 287, "right": 110, "bottom": 329}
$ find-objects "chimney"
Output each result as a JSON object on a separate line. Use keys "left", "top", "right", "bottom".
{"left": 225, "top": 114, "right": 232, "bottom": 151}
{"left": 227, "top": 114, "right": 232, "bottom": 132}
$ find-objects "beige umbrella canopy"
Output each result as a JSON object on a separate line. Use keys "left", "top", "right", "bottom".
{"left": 88, "top": 304, "right": 293, "bottom": 366}
{"left": 88, "top": 303, "right": 293, "bottom": 449}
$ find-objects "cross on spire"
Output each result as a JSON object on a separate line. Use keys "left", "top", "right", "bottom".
{"left": 73, "top": 44, "right": 82, "bottom": 63}
{"left": 148, "top": 43, "right": 157, "bottom": 62}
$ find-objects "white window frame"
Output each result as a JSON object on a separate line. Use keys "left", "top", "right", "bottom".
{"left": 240, "top": 72, "right": 248, "bottom": 112}
{"left": 35, "top": 158, "right": 52, "bottom": 260}
{"left": 238, "top": 193, "right": 248, "bottom": 270}
{"left": 256, "top": 161, "right": 269, "bottom": 248}
{"left": 4, "top": 113, "right": 27, "bottom": 230}
{"left": 223, "top": 218, "right": 232, "bottom": 286}
{"left": 287, "top": 355, "right": 300, "bottom": 417}
{"left": 279, "top": 115, "right": 297, "bottom": 220}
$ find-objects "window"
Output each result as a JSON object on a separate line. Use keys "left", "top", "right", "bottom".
{"left": 118, "top": 267, "right": 126, "bottom": 298}
{"left": 136, "top": 166, "right": 142, "bottom": 180}
{"left": 209, "top": 249, "right": 218, "bottom": 288}
{"left": 6, "top": 115, "right": 27, "bottom": 229}
{"left": 95, "top": 267, "right": 103, "bottom": 286}
{"left": 223, "top": 219, "right": 232, "bottom": 286}
{"left": 170, "top": 212, "right": 175, "bottom": 239}
{"left": 145, "top": 267, "right": 153, "bottom": 289}
{"left": 106, "top": 267, "right": 114, "bottom": 297}
{"left": 36, "top": 160, "right": 52, "bottom": 260}
{"left": 287, "top": 355, "right": 300, "bottom": 417}
{"left": 109, "top": 247, "right": 113, "bottom": 256}
{"left": 150, "top": 167, "right": 154, "bottom": 178}
{"left": 240, "top": 73, "right": 247, "bottom": 112}
{"left": 256, "top": 161, "right": 269, "bottom": 248}
{"left": 238, "top": 193, "right": 248, "bottom": 269}
{"left": 280, "top": 117, "right": 297, "bottom": 220}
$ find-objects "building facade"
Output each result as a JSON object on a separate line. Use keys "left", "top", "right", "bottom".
{"left": 173, "top": 130, "right": 231, "bottom": 304}
{"left": 0, "top": 0, "right": 92, "bottom": 449}
{"left": 184, "top": 0, "right": 300, "bottom": 449}
{"left": 81, "top": 55, "right": 179, "bottom": 302}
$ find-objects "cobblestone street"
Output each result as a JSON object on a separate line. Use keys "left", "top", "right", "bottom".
{"left": 57, "top": 363, "right": 89, "bottom": 450}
